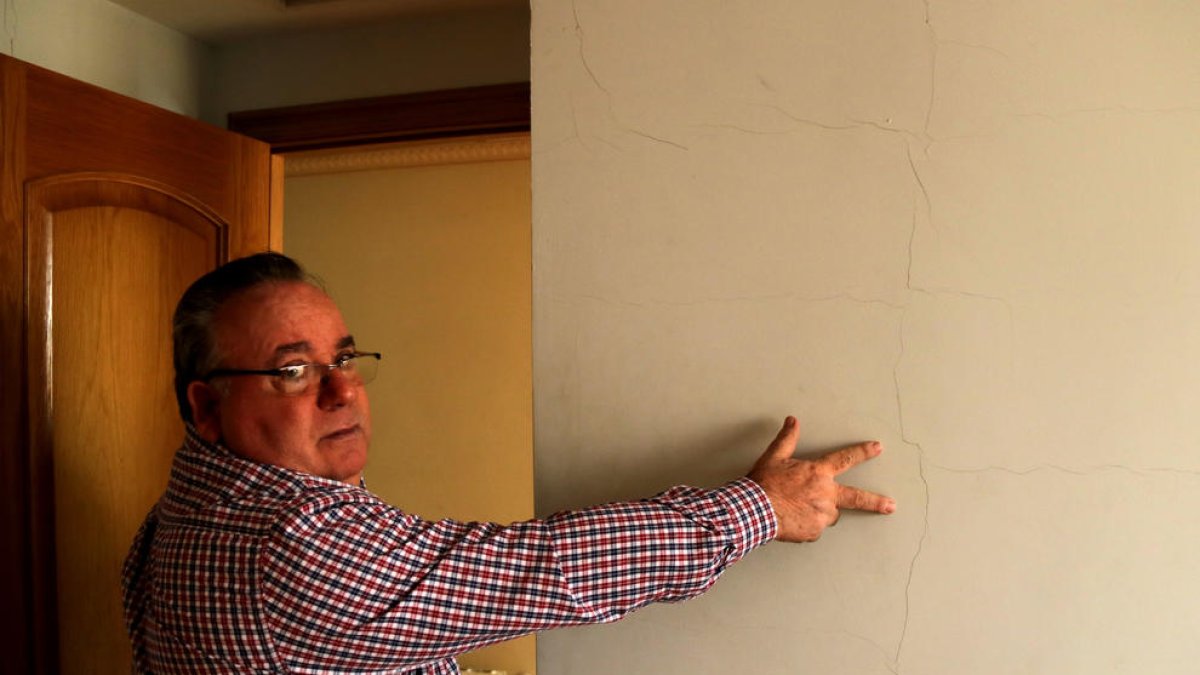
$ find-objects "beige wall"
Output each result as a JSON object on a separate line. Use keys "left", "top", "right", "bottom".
{"left": 0, "top": 0, "right": 207, "bottom": 116}
{"left": 531, "top": 1, "right": 1200, "bottom": 673}
{"left": 283, "top": 146, "right": 534, "bottom": 674}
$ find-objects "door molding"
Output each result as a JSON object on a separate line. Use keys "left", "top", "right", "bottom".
{"left": 228, "top": 82, "right": 530, "bottom": 153}
{"left": 284, "top": 131, "right": 531, "bottom": 176}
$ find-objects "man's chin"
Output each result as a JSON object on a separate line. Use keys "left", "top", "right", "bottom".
{"left": 323, "top": 456, "right": 367, "bottom": 485}
{"left": 315, "top": 430, "right": 369, "bottom": 484}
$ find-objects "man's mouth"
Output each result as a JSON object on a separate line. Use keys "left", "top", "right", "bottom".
{"left": 322, "top": 424, "right": 360, "bottom": 442}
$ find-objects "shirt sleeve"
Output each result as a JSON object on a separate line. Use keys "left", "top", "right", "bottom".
{"left": 260, "top": 477, "right": 777, "bottom": 672}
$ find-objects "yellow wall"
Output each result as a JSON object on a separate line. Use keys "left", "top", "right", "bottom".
{"left": 284, "top": 146, "right": 534, "bottom": 674}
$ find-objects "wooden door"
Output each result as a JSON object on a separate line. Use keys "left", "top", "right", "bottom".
{"left": 0, "top": 54, "right": 279, "bottom": 674}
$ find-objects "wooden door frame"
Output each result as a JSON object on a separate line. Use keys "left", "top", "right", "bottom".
{"left": 0, "top": 54, "right": 34, "bottom": 674}
{"left": 227, "top": 81, "right": 530, "bottom": 153}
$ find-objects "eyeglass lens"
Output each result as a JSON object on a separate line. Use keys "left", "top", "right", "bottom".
{"left": 271, "top": 354, "right": 380, "bottom": 395}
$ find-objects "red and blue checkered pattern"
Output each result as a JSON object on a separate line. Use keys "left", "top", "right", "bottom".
{"left": 123, "top": 426, "right": 777, "bottom": 673}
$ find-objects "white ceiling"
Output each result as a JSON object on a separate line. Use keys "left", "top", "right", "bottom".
{"left": 110, "top": 0, "right": 526, "bottom": 42}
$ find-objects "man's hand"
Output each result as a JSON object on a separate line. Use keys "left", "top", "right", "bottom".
{"left": 748, "top": 416, "right": 895, "bottom": 543}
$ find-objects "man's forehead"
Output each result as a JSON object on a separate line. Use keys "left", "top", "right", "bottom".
{"left": 214, "top": 281, "right": 351, "bottom": 357}
{"left": 232, "top": 279, "right": 332, "bottom": 307}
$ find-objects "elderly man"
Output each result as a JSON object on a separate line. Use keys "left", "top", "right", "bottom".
{"left": 123, "top": 252, "right": 894, "bottom": 674}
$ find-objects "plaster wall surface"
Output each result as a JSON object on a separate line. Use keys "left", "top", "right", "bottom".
{"left": 0, "top": 0, "right": 206, "bottom": 116}
{"left": 531, "top": 1, "right": 1200, "bottom": 672}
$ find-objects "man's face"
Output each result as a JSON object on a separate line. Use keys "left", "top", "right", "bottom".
{"left": 192, "top": 281, "right": 372, "bottom": 484}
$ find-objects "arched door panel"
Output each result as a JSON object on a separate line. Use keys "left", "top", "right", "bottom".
{"left": 26, "top": 175, "right": 230, "bottom": 673}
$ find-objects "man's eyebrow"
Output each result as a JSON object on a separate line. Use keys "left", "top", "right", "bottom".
{"left": 268, "top": 337, "right": 355, "bottom": 364}
{"left": 271, "top": 341, "right": 312, "bottom": 361}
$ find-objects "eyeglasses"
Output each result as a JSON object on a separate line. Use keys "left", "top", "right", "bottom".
{"left": 203, "top": 352, "right": 382, "bottom": 396}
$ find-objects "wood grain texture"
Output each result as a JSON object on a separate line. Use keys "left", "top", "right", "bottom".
{"left": 24, "top": 177, "right": 58, "bottom": 673}
{"left": 269, "top": 154, "right": 285, "bottom": 251}
{"left": 25, "top": 175, "right": 226, "bottom": 673}
{"left": 0, "top": 53, "right": 273, "bottom": 674}
{"left": 0, "top": 54, "right": 32, "bottom": 675}
{"left": 230, "top": 134, "right": 273, "bottom": 257}
{"left": 228, "top": 82, "right": 531, "bottom": 152}
{"left": 23, "top": 58, "right": 271, "bottom": 233}
{"left": 33, "top": 179, "right": 217, "bottom": 672}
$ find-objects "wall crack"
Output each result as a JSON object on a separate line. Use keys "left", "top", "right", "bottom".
{"left": 890, "top": 297, "right": 930, "bottom": 673}
{"left": 927, "top": 462, "right": 1200, "bottom": 478}
{"left": 571, "top": 0, "right": 690, "bottom": 152}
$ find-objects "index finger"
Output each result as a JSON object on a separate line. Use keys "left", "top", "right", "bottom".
{"left": 820, "top": 441, "right": 883, "bottom": 475}
{"left": 837, "top": 484, "right": 896, "bottom": 514}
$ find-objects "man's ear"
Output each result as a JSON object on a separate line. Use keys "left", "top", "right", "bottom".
{"left": 187, "top": 381, "right": 223, "bottom": 443}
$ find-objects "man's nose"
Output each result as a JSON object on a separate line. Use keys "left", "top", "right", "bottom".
{"left": 316, "top": 368, "right": 358, "bottom": 409}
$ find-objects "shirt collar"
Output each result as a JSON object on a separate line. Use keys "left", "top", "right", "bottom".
{"left": 181, "top": 422, "right": 368, "bottom": 490}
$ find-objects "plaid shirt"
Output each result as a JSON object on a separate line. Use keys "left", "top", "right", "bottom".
{"left": 122, "top": 426, "right": 777, "bottom": 674}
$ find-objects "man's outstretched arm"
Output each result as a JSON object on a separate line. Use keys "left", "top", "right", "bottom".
{"left": 263, "top": 416, "right": 893, "bottom": 670}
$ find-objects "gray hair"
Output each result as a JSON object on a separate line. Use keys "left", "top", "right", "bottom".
{"left": 172, "top": 252, "right": 320, "bottom": 422}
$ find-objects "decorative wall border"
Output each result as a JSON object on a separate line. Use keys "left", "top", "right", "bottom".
{"left": 284, "top": 132, "right": 531, "bottom": 176}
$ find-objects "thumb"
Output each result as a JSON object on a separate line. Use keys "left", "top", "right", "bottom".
{"left": 761, "top": 416, "right": 800, "bottom": 464}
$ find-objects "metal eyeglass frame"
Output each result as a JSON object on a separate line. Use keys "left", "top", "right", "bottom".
{"left": 202, "top": 351, "right": 382, "bottom": 395}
